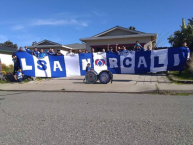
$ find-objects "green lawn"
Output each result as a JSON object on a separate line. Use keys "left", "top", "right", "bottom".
{"left": 170, "top": 70, "right": 193, "bottom": 80}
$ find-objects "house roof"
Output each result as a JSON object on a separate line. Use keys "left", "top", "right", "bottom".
{"left": 0, "top": 46, "right": 17, "bottom": 54}
{"left": 80, "top": 25, "right": 157, "bottom": 41}
{"left": 93, "top": 26, "right": 145, "bottom": 37}
{"left": 35, "top": 39, "right": 62, "bottom": 46}
{"left": 27, "top": 40, "right": 85, "bottom": 50}
{"left": 27, "top": 39, "right": 69, "bottom": 49}
{"left": 65, "top": 43, "right": 86, "bottom": 50}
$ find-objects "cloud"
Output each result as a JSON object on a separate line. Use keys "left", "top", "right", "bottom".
{"left": 52, "top": 12, "right": 92, "bottom": 19}
{"left": 11, "top": 25, "right": 25, "bottom": 31}
{"left": 32, "top": 19, "right": 88, "bottom": 27}
{"left": 92, "top": 11, "right": 107, "bottom": 16}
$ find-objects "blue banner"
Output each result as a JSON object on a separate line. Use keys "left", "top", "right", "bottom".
{"left": 15, "top": 47, "right": 188, "bottom": 77}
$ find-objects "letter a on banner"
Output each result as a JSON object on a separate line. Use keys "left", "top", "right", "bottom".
{"left": 137, "top": 57, "right": 147, "bottom": 68}
{"left": 54, "top": 61, "right": 63, "bottom": 71}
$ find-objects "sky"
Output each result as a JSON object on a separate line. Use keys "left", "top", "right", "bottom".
{"left": 0, "top": 0, "right": 192, "bottom": 47}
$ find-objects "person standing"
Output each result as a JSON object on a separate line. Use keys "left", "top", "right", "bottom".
{"left": 183, "top": 42, "right": 190, "bottom": 60}
{"left": 56, "top": 49, "right": 63, "bottom": 56}
{"left": 33, "top": 47, "right": 39, "bottom": 57}
{"left": 146, "top": 45, "right": 152, "bottom": 51}
{"left": 12, "top": 55, "right": 20, "bottom": 75}
{"left": 66, "top": 49, "right": 74, "bottom": 56}
{"left": 16, "top": 68, "right": 26, "bottom": 83}
{"left": 38, "top": 49, "right": 47, "bottom": 59}
{"left": 91, "top": 48, "right": 95, "bottom": 53}
{"left": 18, "top": 47, "right": 25, "bottom": 52}
{"left": 119, "top": 46, "right": 130, "bottom": 55}
{"left": 78, "top": 49, "right": 82, "bottom": 54}
{"left": 107, "top": 46, "right": 114, "bottom": 53}
{"left": 47, "top": 48, "right": 55, "bottom": 55}
{"left": 134, "top": 41, "right": 142, "bottom": 48}
{"left": 86, "top": 63, "right": 91, "bottom": 72}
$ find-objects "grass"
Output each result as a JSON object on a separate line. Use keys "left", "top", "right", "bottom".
{"left": 35, "top": 77, "right": 44, "bottom": 81}
{"left": 169, "top": 70, "right": 193, "bottom": 80}
{"left": 0, "top": 80, "right": 9, "bottom": 84}
{"left": 167, "top": 74, "right": 183, "bottom": 84}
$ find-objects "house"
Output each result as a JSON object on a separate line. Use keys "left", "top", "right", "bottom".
{"left": 80, "top": 26, "right": 158, "bottom": 52}
{"left": 27, "top": 40, "right": 86, "bottom": 54}
{"left": 65, "top": 43, "right": 86, "bottom": 53}
{"left": 0, "top": 46, "right": 17, "bottom": 65}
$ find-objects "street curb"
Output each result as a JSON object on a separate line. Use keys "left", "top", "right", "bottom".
{"left": 0, "top": 89, "right": 159, "bottom": 94}
{"left": 0, "top": 89, "right": 193, "bottom": 94}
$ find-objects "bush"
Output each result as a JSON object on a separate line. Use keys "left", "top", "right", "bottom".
{"left": 2, "top": 63, "right": 14, "bottom": 73}
{"left": 187, "top": 56, "right": 193, "bottom": 76}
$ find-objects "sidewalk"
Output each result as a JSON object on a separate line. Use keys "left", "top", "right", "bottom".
{"left": 0, "top": 74, "right": 193, "bottom": 93}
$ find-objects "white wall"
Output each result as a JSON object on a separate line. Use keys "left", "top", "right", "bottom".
{"left": 0, "top": 54, "right": 13, "bottom": 65}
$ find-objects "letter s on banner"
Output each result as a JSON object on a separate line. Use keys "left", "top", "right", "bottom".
{"left": 37, "top": 60, "right": 47, "bottom": 70}
{"left": 21, "top": 58, "right": 32, "bottom": 70}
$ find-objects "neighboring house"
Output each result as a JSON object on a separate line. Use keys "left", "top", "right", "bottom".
{"left": 0, "top": 46, "right": 17, "bottom": 65}
{"left": 27, "top": 40, "right": 86, "bottom": 54}
{"left": 80, "top": 26, "right": 157, "bottom": 52}
{"left": 65, "top": 43, "right": 86, "bottom": 53}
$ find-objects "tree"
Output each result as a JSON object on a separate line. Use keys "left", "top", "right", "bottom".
{"left": 129, "top": 26, "right": 136, "bottom": 30}
{"left": 168, "top": 18, "right": 193, "bottom": 50}
{"left": 32, "top": 41, "right": 38, "bottom": 46}
{"left": 0, "top": 40, "right": 18, "bottom": 48}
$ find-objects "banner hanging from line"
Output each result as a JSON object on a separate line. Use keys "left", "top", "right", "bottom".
{"left": 15, "top": 47, "right": 187, "bottom": 78}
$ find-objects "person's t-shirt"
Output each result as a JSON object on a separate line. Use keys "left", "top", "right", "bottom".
{"left": 47, "top": 51, "right": 54, "bottom": 55}
{"left": 12, "top": 59, "right": 19, "bottom": 67}
{"left": 133, "top": 48, "right": 144, "bottom": 52}
{"left": 86, "top": 66, "right": 91, "bottom": 72}
{"left": 185, "top": 47, "right": 190, "bottom": 59}
{"left": 107, "top": 50, "right": 114, "bottom": 53}
{"left": 66, "top": 52, "right": 74, "bottom": 56}
{"left": 17, "top": 71, "right": 23, "bottom": 79}
{"left": 38, "top": 52, "right": 47, "bottom": 59}
{"left": 119, "top": 49, "right": 130, "bottom": 55}
{"left": 33, "top": 51, "right": 39, "bottom": 57}
{"left": 135, "top": 43, "right": 141, "bottom": 47}
{"left": 119, "top": 49, "right": 123, "bottom": 52}
{"left": 57, "top": 52, "right": 63, "bottom": 56}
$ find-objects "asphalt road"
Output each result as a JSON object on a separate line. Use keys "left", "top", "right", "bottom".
{"left": 0, "top": 92, "right": 193, "bottom": 145}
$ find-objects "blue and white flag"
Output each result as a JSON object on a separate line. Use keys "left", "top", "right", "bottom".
{"left": 15, "top": 47, "right": 187, "bottom": 78}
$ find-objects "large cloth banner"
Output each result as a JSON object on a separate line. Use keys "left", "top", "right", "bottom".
{"left": 15, "top": 47, "right": 187, "bottom": 78}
